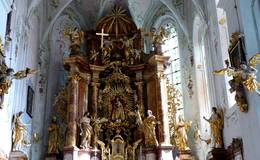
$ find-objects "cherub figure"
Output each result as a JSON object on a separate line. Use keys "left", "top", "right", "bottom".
{"left": 0, "top": 67, "right": 37, "bottom": 108}
{"left": 214, "top": 53, "right": 260, "bottom": 95}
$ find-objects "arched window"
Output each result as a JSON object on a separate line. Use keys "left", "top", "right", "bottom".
{"left": 162, "top": 22, "right": 183, "bottom": 110}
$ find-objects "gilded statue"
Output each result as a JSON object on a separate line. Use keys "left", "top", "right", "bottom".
{"left": 47, "top": 116, "right": 59, "bottom": 154}
{"left": 203, "top": 107, "right": 224, "bottom": 148}
{"left": 151, "top": 27, "right": 166, "bottom": 54}
{"left": 174, "top": 115, "right": 191, "bottom": 151}
{"left": 0, "top": 67, "right": 37, "bottom": 108}
{"left": 111, "top": 97, "right": 125, "bottom": 121}
{"left": 64, "top": 27, "right": 84, "bottom": 53}
{"left": 214, "top": 53, "right": 260, "bottom": 95}
{"left": 12, "top": 112, "right": 27, "bottom": 151}
{"left": 142, "top": 110, "right": 158, "bottom": 147}
{"left": 79, "top": 112, "right": 92, "bottom": 149}
{"left": 213, "top": 60, "right": 248, "bottom": 112}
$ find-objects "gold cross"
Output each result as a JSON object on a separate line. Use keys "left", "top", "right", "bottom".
{"left": 96, "top": 28, "right": 109, "bottom": 48}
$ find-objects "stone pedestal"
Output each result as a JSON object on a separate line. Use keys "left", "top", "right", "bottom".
{"left": 179, "top": 150, "right": 194, "bottom": 160}
{"left": 207, "top": 148, "right": 227, "bottom": 160}
{"left": 9, "top": 151, "right": 27, "bottom": 160}
{"left": 143, "top": 147, "right": 157, "bottom": 160}
{"left": 63, "top": 146, "right": 79, "bottom": 160}
{"left": 157, "top": 145, "right": 173, "bottom": 160}
{"left": 45, "top": 153, "right": 57, "bottom": 160}
{"left": 78, "top": 149, "right": 91, "bottom": 160}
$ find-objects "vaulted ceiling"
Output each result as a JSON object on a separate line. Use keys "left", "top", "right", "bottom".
{"left": 67, "top": 0, "right": 158, "bottom": 29}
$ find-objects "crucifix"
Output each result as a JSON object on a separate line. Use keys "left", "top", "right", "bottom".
{"left": 96, "top": 28, "right": 109, "bottom": 48}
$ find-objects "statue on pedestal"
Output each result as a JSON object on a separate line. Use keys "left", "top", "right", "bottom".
{"left": 143, "top": 110, "right": 158, "bottom": 147}
{"left": 111, "top": 97, "right": 125, "bottom": 121}
{"left": 203, "top": 107, "right": 224, "bottom": 148}
{"left": 47, "top": 116, "right": 59, "bottom": 154}
{"left": 64, "top": 27, "right": 84, "bottom": 54}
{"left": 79, "top": 112, "right": 92, "bottom": 149}
{"left": 12, "top": 112, "right": 27, "bottom": 151}
{"left": 174, "top": 115, "right": 191, "bottom": 151}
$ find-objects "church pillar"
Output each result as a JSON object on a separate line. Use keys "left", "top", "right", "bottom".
{"left": 135, "top": 81, "right": 145, "bottom": 116}
{"left": 83, "top": 73, "right": 91, "bottom": 115}
{"left": 66, "top": 67, "right": 81, "bottom": 147}
{"left": 147, "top": 55, "right": 173, "bottom": 159}
{"left": 90, "top": 65, "right": 105, "bottom": 118}
{"left": 91, "top": 81, "right": 100, "bottom": 117}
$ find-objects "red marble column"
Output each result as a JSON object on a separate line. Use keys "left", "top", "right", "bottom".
{"left": 135, "top": 81, "right": 145, "bottom": 116}
{"left": 147, "top": 55, "right": 173, "bottom": 160}
{"left": 65, "top": 71, "right": 81, "bottom": 147}
{"left": 91, "top": 81, "right": 100, "bottom": 118}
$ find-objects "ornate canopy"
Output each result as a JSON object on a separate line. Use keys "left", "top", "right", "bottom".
{"left": 96, "top": 6, "right": 137, "bottom": 36}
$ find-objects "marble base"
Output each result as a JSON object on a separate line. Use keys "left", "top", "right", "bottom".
{"left": 78, "top": 148, "right": 91, "bottom": 160}
{"left": 63, "top": 146, "right": 79, "bottom": 160}
{"left": 179, "top": 149, "right": 194, "bottom": 160}
{"left": 157, "top": 145, "right": 173, "bottom": 160}
{"left": 143, "top": 147, "right": 157, "bottom": 160}
{"left": 9, "top": 151, "right": 27, "bottom": 160}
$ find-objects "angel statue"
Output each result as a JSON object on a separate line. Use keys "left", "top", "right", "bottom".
{"left": 214, "top": 53, "right": 260, "bottom": 95}
{"left": 203, "top": 107, "right": 224, "bottom": 148}
{"left": 12, "top": 112, "right": 28, "bottom": 151}
{"left": 64, "top": 27, "right": 84, "bottom": 54}
{"left": 0, "top": 67, "right": 37, "bottom": 108}
{"left": 79, "top": 112, "right": 93, "bottom": 149}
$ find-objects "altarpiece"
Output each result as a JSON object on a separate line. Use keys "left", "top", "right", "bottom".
{"left": 47, "top": 6, "right": 174, "bottom": 160}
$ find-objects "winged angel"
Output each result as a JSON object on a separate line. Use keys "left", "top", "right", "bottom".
{"left": 214, "top": 53, "right": 260, "bottom": 95}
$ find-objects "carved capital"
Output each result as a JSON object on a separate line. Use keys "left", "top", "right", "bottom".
{"left": 69, "top": 72, "right": 82, "bottom": 82}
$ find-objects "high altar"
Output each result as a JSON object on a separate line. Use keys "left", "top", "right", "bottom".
{"left": 47, "top": 6, "right": 174, "bottom": 160}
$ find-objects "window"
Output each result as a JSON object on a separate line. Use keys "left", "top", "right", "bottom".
{"left": 162, "top": 23, "right": 183, "bottom": 110}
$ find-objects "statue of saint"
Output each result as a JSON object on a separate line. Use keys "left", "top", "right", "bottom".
{"left": 64, "top": 27, "right": 84, "bottom": 53}
{"left": 143, "top": 110, "right": 158, "bottom": 147}
{"left": 203, "top": 107, "right": 224, "bottom": 148}
{"left": 47, "top": 116, "right": 59, "bottom": 153}
{"left": 79, "top": 113, "right": 92, "bottom": 149}
{"left": 111, "top": 97, "right": 125, "bottom": 121}
{"left": 175, "top": 115, "right": 191, "bottom": 150}
{"left": 12, "top": 112, "right": 27, "bottom": 151}
{"left": 151, "top": 27, "right": 166, "bottom": 54}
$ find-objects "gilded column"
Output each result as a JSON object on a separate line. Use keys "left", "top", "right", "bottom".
{"left": 66, "top": 70, "right": 81, "bottom": 147}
